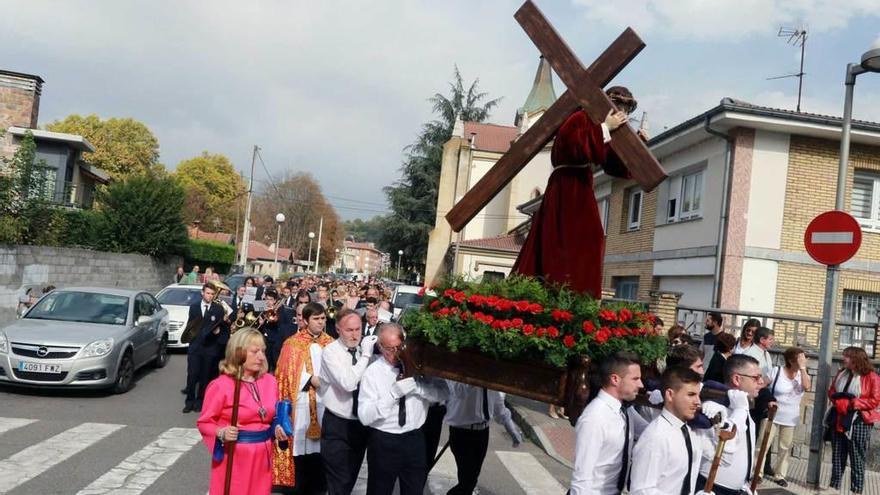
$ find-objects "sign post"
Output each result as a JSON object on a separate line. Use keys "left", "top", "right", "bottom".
{"left": 804, "top": 210, "right": 862, "bottom": 484}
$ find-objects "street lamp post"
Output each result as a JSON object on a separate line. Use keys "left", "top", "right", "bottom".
{"left": 334, "top": 248, "right": 340, "bottom": 273}
{"left": 397, "top": 249, "right": 403, "bottom": 281}
{"left": 307, "top": 231, "right": 315, "bottom": 272}
{"left": 274, "top": 213, "right": 285, "bottom": 264}
{"left": 806, "top": 36, "right": 880, "bottom": 487}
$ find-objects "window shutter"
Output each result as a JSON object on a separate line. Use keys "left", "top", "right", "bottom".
{"left": 852, "top": 175, "right": 874, "bottom": 219}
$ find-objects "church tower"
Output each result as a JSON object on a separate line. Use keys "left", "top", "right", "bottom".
{"left": 515, "top": 56, "right": 557, "bottom": 131}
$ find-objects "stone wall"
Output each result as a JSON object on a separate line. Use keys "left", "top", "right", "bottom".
{"left": 0, "top": 245, "right": 181, "bottom": 323}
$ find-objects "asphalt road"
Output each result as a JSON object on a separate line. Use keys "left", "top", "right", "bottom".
{"left": 0, "top": 352, "right": 572, "bottom": 494}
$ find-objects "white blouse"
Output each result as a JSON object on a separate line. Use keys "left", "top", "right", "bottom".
{"left": 769, "top": 366, "right": 805, "bottom": 427}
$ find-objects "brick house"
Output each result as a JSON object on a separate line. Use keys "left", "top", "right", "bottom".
{"left": 597, "top": 97, "right": 880, "bottom": 347}
{"left": 0, "top": 69, "right": 109, "bottom": 208}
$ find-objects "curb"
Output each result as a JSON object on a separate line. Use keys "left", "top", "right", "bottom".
{"left": 507, "top": 400, "right": 574, "bottom": 469}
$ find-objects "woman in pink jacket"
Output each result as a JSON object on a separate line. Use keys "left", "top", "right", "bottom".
{"left": 827, "top": 346, "right": 880, "bottom": 494}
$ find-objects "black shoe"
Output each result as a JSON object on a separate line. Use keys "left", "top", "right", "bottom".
{"left": 180, "top": 388, "right": 187, "bottom": 394}
{"left": 774, "top": 479, "right": 788, "bottom": 487}
{"left": 194, "top": 405, "right": 202, "bottom": 413}
{"left": 182, "top": 405, "right": 194, "bottom": 413}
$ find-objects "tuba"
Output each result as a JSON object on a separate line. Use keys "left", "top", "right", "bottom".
{"left": 326, "top": 304, "right": 337, "bottom": 320}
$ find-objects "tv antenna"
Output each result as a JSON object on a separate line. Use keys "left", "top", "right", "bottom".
{"left": 767, "top": 26, "right": 808, "bottom": 112}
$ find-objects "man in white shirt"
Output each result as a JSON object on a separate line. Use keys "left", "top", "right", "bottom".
{"left": 570, "top": 351, "right": 649, "bottom": 495}
{"left": 358, "top": 323, "right": 447, "bottom": 495}
{"left": 695, "top": 354, "right": 764, "bottom": 495}
{"left": 744, "top": 327, "right": 774, "bottom": 381}
{"left": 443, "top": 381, "right": 523, "bottom": 494}
{"left": 631, "top": 366, "right": 707, "bottom": 495}
{"left": 319, "top": 309, "right": 379, "bottom": 495}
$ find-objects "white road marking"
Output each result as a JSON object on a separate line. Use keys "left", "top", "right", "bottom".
{"left": 0, "top": 422, "right": 124, "bottom": 494}
{"left": 76, "top": 427, "right": 202, "bottom": 495}
{"left": 0, "top": 417, "right": 37, "bottom": 436}
{"left": 495, "top": 450, "right": 565, "bottom": 495}
{"left": 811, "top": 232, "right": 854, "bottom": 244}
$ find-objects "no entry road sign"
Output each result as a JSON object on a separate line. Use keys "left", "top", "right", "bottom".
{"left": 804, "top": 210, "right": 862, "bottom": 265}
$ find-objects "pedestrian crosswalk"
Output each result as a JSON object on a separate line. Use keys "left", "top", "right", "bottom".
{"left": 0, "top": 416, "right": 569, "bottom": 494}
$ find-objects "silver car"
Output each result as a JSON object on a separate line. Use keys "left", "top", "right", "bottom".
{"left": 0, "top": 287, "right": 170, "bottom": 393}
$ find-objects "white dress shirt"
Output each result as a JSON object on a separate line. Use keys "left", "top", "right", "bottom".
{"left": 291, "top": 343, "right": 324, "bottom": 456}
{"left": 630, "top": 408, "right": 702, "bottom": 495}
{"left": 443, "top": 381, "right": 511, "bottom": 428}
{"left": 744, "top": 345, "right": 772, "bottom": 378}
{"left": 697, "top": 399, "right": 755, "bottom": 492}
{"left": 319, "top": 339, "right": 371, "bottom": 420}
{"left": 570, "top": 390, "right": 648, "bottom": 495}
{"left": 358, "top": 358, "right": 446, "bottom": 434}
{"left": 363, "top": 324, "right": 379, "bottom": 337}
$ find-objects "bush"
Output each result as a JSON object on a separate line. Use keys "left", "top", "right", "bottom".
{"left": 95, "top": 174, "right": 188, "bottom": 257}
{"left": 187, "top": 239, "right": 235, "bottom": 273}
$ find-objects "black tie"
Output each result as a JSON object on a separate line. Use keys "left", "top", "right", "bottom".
{"left": 348, "top": 348, "right": 359, "bottom": 417}
{"left": 745, "top": 417, "right": 753, "bottom": 482}
{"left": 618, "top": 406, "right": 630, "bottom": 492}
{"left": 681, "top": 424, "right": 693, "bottom": 495}
{"left": 398, "top": 396, "right": 406, "bottom": 427}
{"left": 482, "top": 388, "right": 490, "bottom": 421}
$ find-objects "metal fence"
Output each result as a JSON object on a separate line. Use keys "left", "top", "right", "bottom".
{"left": 675, "top": 305, "right": 877, "bottom": 357}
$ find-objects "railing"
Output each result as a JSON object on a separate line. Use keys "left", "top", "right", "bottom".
{"left": 675, "top": 305, "right": 876, "bottom": 357}
{"left": 49, "top": 181, "right": 95, "bottom": 209}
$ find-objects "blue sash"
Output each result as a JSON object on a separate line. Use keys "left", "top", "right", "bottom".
{"left": 212, "top": 427, "right": 273, "bottom": 462}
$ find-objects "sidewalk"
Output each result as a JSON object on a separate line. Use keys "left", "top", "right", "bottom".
{"left": 506, "top": 395, "right": 880, "bottom": 495}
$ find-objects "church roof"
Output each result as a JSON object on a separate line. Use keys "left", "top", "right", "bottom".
{"left": 457, "top": 234, "right": 524, "bottom": 253}
{"left": 462, "top": 121, "right": 519, "bottom": 153}
{"left": 520, "top": 56, "right": 557, "bottom": 116}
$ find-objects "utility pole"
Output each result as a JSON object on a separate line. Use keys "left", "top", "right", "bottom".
{"left": 238, "top": 145, "right": 259, "bottom": 269}
{"left": 314, "top": 216, "right": 324, "bottom": 273}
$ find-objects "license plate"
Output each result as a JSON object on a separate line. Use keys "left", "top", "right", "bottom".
{"left": 18, "top": 361, "right": 61, "bottom": 373}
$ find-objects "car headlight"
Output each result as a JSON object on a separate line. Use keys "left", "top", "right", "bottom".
{"left": 80, "top": 339, "right": 114, "bottom": 358}
{"left": 0, "top": 332, "right": 7, "bottom": 354}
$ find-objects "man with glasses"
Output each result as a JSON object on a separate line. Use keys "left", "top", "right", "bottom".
{"left": 358, "top": 323, "right": 447, "bottom": 495}
{"left": 695, "top": 354, "right": 763, "bottom": 495}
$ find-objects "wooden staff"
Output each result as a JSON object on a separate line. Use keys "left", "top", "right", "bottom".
{"left": 224, "top": 349, "right": 246, "bottom": 495}
{"left": 751, "top": 403, "right": 779, "bottom": 492}
{"left": 704, "top": 424, "right": 737, "bottom": 493}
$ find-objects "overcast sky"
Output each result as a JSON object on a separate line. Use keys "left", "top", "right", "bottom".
{"left": 3, "top": 1, "right": 879, "bottom": 220}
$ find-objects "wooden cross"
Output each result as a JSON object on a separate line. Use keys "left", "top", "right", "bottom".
{"left": 445, "top": 1, "right": 667, "bottom": 232}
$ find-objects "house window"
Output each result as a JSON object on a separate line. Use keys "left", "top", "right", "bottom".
{"left": 597, "top": 197, "right": 609, "bottom": 234}
{"left": 852, "top": 171, "right": 880, "bottom": 230}
{"left": 626, "top": 189, "right": 642, "bottom": 231}
{"left": 613, "top": 276, "right": 639, "bottom": 301}
{"left": 680, "top": 170, "right": 703, "bottom": 219}
{"left": 482, "top": 271, "right": 505, "bottom": 282}
{"left": 840, "top": 291, "right": 878, "bottom": 355}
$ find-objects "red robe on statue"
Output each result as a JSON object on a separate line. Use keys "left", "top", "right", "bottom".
{"left": 512, "top": 110, "right": 630, "bottom": 298}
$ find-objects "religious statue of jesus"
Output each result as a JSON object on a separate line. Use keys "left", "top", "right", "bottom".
{"left": 512, "top": 86, "right": 645, "bottom": 299}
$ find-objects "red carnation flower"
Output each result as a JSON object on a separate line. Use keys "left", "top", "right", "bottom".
{"left": 548, "top": 326, "right": 560, "bottom": 338}
{"left": 418, "top": 287, "right": 426, "bottom": 296}
{"left": 453, "top": 291, "right": 467, "bottom": 303}
{"left": 537, "top": 328, "right": 548, "bottom": 337}
{"left": 552, "top": 309, "right": 573, "bottom": 322}
{"left": 522, "top": 324, "right": 535, "bottom": 336}
{"left": 595, "top": 328, "right": 611, "bottom": 344}
{"left": 612, "top": 327, "right": 627, "bottom": 338}
{"left": 618, "top": 308, "right": 633, "bottom": 323}
{"left": 450, "top": 307, "right": 460, "bottom": 315}
{"left": 511, "top": 318, "right": 524, "bottom": 328}
{"left": 528, "top": 303, "right": 543, "bottom": 314}
{"left": 563, "top": 335, "right": 575, "bottom": 348}
{"left": 430, "top": 300, "right": 441, "bottom": 309}
{"left": 515, "top": 300, "right": 530, "bottom": 312}
{"left": 599, "top": 309, "right": 618, "bottom": 322}
{"left": 582, "top": 320, "right": 597, "bottom": 334}
{"left": 443, "top": 288, "right": 456, "bottom": 298}
{"left": 468, "top": 294, "right": 484, "bottom": 306}
{"left": 460, "top": 312, "right": 470, "bottom": 321}
{"left": 491, "top": 320, "right": 503, "bottom": 329}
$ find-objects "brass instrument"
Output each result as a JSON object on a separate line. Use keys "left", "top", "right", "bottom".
{"left": 234, "top": 311, "right": 258, "bottom": 329}
{"left": 326, "top": 304, "right": 337, "bottom": 320}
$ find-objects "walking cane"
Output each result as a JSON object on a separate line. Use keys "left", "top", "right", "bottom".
{"left": 223, "top": 349, "right": 246, "bottom": 495}
{"left": 704, "top": 424, "right": 737, "bottom": 493}
{"left": 751, "top": 403, "right": 779, "bottom": 492}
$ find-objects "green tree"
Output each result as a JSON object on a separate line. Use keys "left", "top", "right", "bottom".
{"left": 0, "top": 131, "right": 58, "bottom": 244}
{"left": 343, "top": 216, "right": 385, "bottom": 244}
{"left": 381, "top": 67, "right": 501, "bottom": 271}
{"left": 95, "top": 174, "right": 188, "bottom": 257}
{"left": 173, "top": 152, "right": 246, "bottom": 232}
{"left": 46, "top": 114, "right": 161, "bottom": 179}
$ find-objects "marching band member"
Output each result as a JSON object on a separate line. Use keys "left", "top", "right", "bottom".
{"left": 570, "top": 351, "right": 648, "bottom": 495}
{"left": 183, "top": 283, "right": 227, "bottom": 414}
{"left": 319, "top": 309, "right": 378, "bottom": 494}
{"left": 358, "top": 323, "right": 447, "bottom": 495}
{"left": 272, "top": 303, "right": 335, "bottom": 494}
{"left": 695, "top": 354, "right": 763, "bottom": 495}
{"left": 443, "top": 381, "right": 523, "bottom": 494}
{"left": 630, "top": 366, "right": 706, "bottom": 495}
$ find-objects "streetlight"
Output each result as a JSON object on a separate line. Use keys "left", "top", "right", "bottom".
{"left": 307, "top": 232, "right": 315, "bottom": 272}
{"left": 806, "top": 36, "right": 880, "bottom": 487}
{"left": 397, "top": 249, "right": 404, "bottom": 281}
{"left": 274, "top": 213, "right": 285, "bottom": 265}
{"left": 334, "top": 248, "right": 340, "bottom": 273}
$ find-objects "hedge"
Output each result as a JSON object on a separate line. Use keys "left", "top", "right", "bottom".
{"left": 186, "top": 239, "right": 235, "bottom": 273}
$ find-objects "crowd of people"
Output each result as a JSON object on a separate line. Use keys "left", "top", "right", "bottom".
{"left": 570, "top": 312, "right": 879, "bottom": 495}
{"left": 182, "top": 276, "right": 522, "bottom": 495}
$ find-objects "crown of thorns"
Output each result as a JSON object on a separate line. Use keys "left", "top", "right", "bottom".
{"left": 609, "top": 94, "right": 637, "bottom": 114}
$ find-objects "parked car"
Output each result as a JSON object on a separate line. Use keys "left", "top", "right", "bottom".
{"left": 155, "top": 284, "right": 205, "bottom": 349}
{"left": 390, "top": 285, "right": 431, "bottom": 320}
{"left": 223, "top": 273, "right": 259, "bottom": 294}
{"left": 0, "top": 287, "right": 169, "bottom": 393}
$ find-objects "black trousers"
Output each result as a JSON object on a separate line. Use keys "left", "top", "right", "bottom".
{"left": 421, "top": 404, "right": 447, "bottom": 466}
{"left": 366, "top": 428, "right": 426, "bottom": 495}
{"left": 272, "top": 453, "right": 327, "bottom": 495}
{"left": 447, "top": 426, "right": 490, "bottom": 495}
{"left": 695, "top": 474, "right": 746, "bottom": 495}
{"left": 184, "top": 351, "right": 219, "bottom": 408}
{"left": 321, "top": 410, "right": 369, "bottom": 495}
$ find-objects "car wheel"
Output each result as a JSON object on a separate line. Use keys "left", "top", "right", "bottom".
{"left": 153, "top": 335, "right": 169, "bottom": 369}
{"left": 112, "top": 351, "right": 134, "bottom": 394}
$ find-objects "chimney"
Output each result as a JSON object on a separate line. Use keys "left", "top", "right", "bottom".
{"left": 0, "top": 70, "right": 44, "bottom": 130}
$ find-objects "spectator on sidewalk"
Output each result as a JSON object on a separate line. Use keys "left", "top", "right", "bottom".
{"left": 703, "top": 332, "right": 737, "bottom": 384}
{"left": 766, "top": 347, "right": 811, "bottom": 488}
{"left": 700, "top": 311, "right": 724, "bottom": 364}
{"left": 733, "top": 318, "right": 760, "bottom": 355}
{"left": 174, "top": 265, "right": 186, "bottom": 284}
